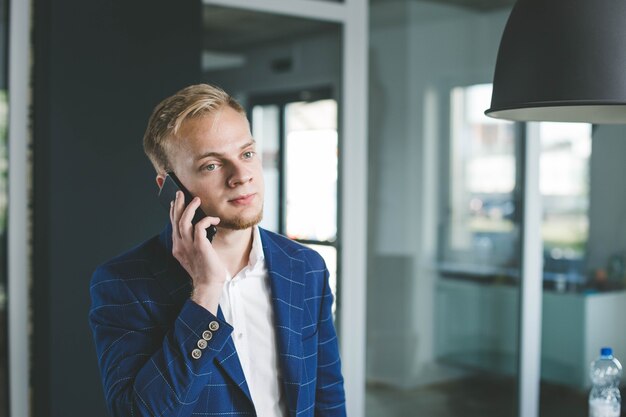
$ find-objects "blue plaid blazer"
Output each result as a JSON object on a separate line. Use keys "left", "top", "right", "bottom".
{"left": 89, "top": 224, "right": 346, "bottom": 417}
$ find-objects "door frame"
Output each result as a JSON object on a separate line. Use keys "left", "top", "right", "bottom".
{"left": 203, "top": 1, "right": 368, "bottom": 415}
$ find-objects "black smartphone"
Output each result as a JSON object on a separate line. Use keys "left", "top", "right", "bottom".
{"left": 157, "top": 172, "right": 218, "bottom": 242}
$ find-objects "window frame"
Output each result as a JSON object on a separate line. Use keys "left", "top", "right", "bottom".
{"left": 248, "top": 86, "right": 337, "bottom": 239}
{"left": 248, "top": 87, "right": 342, "bottom": 317}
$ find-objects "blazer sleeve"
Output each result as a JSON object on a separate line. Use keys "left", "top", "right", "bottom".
{"left": 89, "top": 264, "right": 232, "bottom": 417}
{"left": 314, "top": 267, "right": 347, "bottom": 417}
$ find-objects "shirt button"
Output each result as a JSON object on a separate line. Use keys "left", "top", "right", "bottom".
{"left": 208, "top": 321, "right": 220, "bottom": 332}
{"left": 202, "top": 330, "right": 213, "bottom": 341}
{"left": 191, "top": 349, "right": 202, "bottom": 360}
{"left": 197, "top": 339, "right": 208, "bottom": 350}
{"left": 237, "top": 332, "right": 243, "bottom": 339}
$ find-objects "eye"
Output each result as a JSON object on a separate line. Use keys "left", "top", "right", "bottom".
{"left": 204, "top": 163, "right": 217, "bottom": 171}
{"left": 243, "top": 151, "right": 255, "bottom": 159}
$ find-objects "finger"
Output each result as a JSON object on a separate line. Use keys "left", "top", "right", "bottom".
{"left": 169, "top": 199, "right": 180, "bottom": 241}
{"left": 173, "top": 190, "right": 186, "bottom": 217}
{"left": 196, "top": 215, "right": 221, "bottom": 228}
{"left": 179, "top": 196, "right": 202, "bottom": 241}
{"left": 193, "top": 216, "right": 219, "bottom": 241}
{"left": 171, "top": 192, "right": 183, "bottom": 240}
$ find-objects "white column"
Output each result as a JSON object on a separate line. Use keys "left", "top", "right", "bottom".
{"left": 8, "top": 0, "right": 32, "bottom": 416}
{"left": 340, "top": 1, "right": 368, "bottom": 416}
{"left": 518, "top": 122, "right": 543, "bottom": 417}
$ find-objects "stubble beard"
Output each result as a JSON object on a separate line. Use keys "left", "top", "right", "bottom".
{"left": 219, "top": 205, "right": 264, "bottom": 230}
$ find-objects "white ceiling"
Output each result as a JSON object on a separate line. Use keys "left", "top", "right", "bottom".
{"left": 202, "top": 0, "right": 514, "bottom": 51}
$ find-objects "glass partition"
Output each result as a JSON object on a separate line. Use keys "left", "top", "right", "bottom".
{"left": 436, "top": 88, "right": 592, "bottom": 417}
{"left": 539, "top": 122, "right": 593, "bottom": 417}
{"left": 366, "top": 2, "right": 521, "bottom": 414}
{"left": 434, "top": 82, "right": 521, "bottom": 417}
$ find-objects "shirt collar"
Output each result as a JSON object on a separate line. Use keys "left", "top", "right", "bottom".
{"left": 248, "top": 226, "right": 265, "bottom": 269}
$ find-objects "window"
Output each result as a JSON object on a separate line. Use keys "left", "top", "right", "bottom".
{"left": 540, "top": 122, "right": 591, "bottom": 289}
{"left": 439, "top": 83, "right": 521, "bottom": 278}
{"left": 439, "top": 84, "right": 591, "bottom": 285}
{"left": 251, "top": 90, "right": 339, "bottom": 306}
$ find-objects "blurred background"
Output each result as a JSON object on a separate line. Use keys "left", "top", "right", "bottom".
{"left": 1, "top": 0, "right": 626, "bottom": 416}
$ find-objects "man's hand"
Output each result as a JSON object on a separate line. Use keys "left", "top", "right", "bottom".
{"left": 170, "top": 191, "right": 225, "bottom": 314}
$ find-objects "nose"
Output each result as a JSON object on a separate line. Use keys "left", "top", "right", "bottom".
{"left": 227, "top": 161, "right": 253, "bottom": 188}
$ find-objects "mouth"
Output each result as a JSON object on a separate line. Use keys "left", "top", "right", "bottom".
{"left": 228, "top": 193, "right": 256, "bottom": 205}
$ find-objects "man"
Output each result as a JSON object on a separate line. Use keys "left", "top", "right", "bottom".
{"left": 89, "top": 84, "right": 346, "bottom": 417}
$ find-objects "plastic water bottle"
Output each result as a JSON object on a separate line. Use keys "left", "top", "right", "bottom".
{"left": 589, "top": 347, "right": 622, "bottom": 417}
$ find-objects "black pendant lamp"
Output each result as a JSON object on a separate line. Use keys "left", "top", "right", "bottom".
{"left": 486, "top": 0, "right": 626, "bottom": 123}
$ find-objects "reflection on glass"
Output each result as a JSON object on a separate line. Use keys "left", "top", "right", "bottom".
{"left": 437, "top": 85, "right": 594, "bottom": 417}
{"left": 434, "top": 83, "right": 520, "bottom": 417}
{"left": 285, "top": 100, "right": 337, "bottom": 242}
{"left": 537, "top": 123, "right": 592, "bottom": 417}
{"left": 442, "top": 83, "right": 519, "bottom": 274}
{"left": 540, "top": 122, "right": 591, "bottom": 289}
{"left": 442, "top": 85, "right": 592, "bottom": 287}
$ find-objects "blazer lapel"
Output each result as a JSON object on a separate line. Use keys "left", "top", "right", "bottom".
{"left": 261, "top": 229, "right": 304, "bottom": 415}
{"left": 213, "top": 306, "right": 253, "bottom": 403}
{"left": 153, "top": 222, "right": 253, "bottom": 404}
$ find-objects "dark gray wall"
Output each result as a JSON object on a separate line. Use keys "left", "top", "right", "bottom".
{"left": 33, "top": 2, "right": 202, "bottom": 416}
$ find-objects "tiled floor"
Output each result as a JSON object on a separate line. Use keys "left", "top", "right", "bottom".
{"left": 366, "top": 375, "right": 590, "bottom": 417}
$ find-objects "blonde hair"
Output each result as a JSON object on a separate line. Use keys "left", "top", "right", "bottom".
{"left": 143, "top": 83, "right": 245, "bottom": 173}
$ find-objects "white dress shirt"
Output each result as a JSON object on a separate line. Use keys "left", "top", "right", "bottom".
{"left": 219, "top": 227, "right": 287, "bottom": 417}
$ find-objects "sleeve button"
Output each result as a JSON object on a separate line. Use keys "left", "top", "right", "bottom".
{"left": 197, "top": 339, "right": 208, "bottom": 350}
{"left": 209, "top": 321, "right": 220, "bottom": 332}
{"left": 202, "top": 330, "right": 213, "bottom": 341}
{"left": 191, "top": 349, "right": 202, "bottom": 360}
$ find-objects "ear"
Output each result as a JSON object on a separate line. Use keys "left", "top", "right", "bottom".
{"left": 156, "top": 174, "right": 165, "bottom": 189}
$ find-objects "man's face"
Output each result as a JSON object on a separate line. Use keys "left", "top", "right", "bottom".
{"left": 165, "top": 106, "right": 264, "bottom": 230}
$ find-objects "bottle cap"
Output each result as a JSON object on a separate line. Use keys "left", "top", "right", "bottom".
{"left": 601, "top": 347, "right": 613, "bottom": 357}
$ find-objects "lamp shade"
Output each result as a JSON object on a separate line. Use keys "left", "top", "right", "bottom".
{"left": 486, "top": 0, "right": 626, "bottom": 123}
